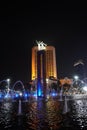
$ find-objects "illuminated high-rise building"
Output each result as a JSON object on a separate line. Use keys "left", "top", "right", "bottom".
{"left": 31, "top": 42, "right": 57, "bottom": 80}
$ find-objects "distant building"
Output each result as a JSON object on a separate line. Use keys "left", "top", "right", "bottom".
{"left": 60, "top": 77, "right": 73, "bottom": 85}
{"left": 31, "top": 43, "right": 57, "bottom": 80}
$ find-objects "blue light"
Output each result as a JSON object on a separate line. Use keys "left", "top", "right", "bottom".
{"left": 15, "top": 93, "right": 19, "bottom": 98}
{"left": 38, "top": 89, "right": 42, "bottom": 97}
{"left": 37, "top": 82, "right": 42, "bottom": 97}
{"left": 33, "top": 92, "right": 37, "bottom": 97}
{"left": 24, "top": 93, "right": 28, "bottom": 97}
{"left": 4, "top": 93, "right": 11, "bottom": 98}
{"left": 51, "top": 92, "right": 57, "bottom": 96}
{"left": 0, "top": 94, "right": 2, "bottom": 98}
{"left": 4, "top": 95, "right": 8, "bottom": 98}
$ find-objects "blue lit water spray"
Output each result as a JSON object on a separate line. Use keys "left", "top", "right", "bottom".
{"left": 12, "top": 80, "right": 25, "bottom": 91}
{"left": 59, "top": 86, "right": 63, "bottom": 101}
{"left": 63, "top": 95, "right": 69, "bottom": 114}
{"left": 18, "top": 99, "right": 22, "bottom": 115}
{"left": 12, "top": 80, "right": 25, "bottom": 99}
{"left": 68, "top": 77, "right": 87, "bottom": 96}
{"left": 12, "top": 80, "right": 25, "bottom": 115}
{"left": 0, "top": 79, "right": 11, "bottom": 100}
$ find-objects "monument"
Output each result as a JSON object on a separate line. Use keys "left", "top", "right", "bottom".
{"left": 36, "top": 41, "right": 47, "bottom": 97}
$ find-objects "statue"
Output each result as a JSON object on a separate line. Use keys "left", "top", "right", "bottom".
{"left": 36, "top": 40, "right": 47, "bottom": 50}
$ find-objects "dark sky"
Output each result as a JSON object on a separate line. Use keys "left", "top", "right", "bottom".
{"left": 0, "top": 2, "right": 87, "bottom": 83}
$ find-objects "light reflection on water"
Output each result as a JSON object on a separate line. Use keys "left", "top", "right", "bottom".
{"left": 26, "top": 98, "right": 62, "bottom": 130}
{"left": 0, "top": 97, "right": 87, "bottom": 129}
{"left": 46, "top": 99, "right": 62, "bottom": 129}
{"left": 70, "top": 99, "right": 87, "bottom": 129}
{"left": 0, "top": 102, "right": 15, "bottom": 129}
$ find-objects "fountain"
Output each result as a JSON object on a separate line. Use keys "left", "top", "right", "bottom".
{"left": 68, "top": 78, "right": 87, "bottom": 99}
{"left": 12, "top": 80, "right": 25, "bottom": 100}
{"left": 63, "top": 96, "right": 69, "bottom": 114}
{"left": 12, "top": 80, "right": 25, "bottom": 91}
{"left": 59, "top": 87, "right": 63, "bottom": 101}
{"left": 18, "top": 100, "right": 22, "bottom": 115}
{"left": 0, "top": 79, "right": 11, "bottom": 101}
{"left": 0, "top": 79, "right": 10, "bottom": 91}
{"left": 0, "top": 79, "right": 30, "bottom": 101}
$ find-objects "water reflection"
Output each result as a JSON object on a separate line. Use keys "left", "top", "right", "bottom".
{"left": 26, "top": 101, "right": 38, "bottom": 130}
{"left": 0, "top": 102, "right": 14, "bottom": 129}
{"left": 70, "top": 99, "right": 87, "bottom": 129}
{"left": 0, "top": 98, "right": 87, "bottom": 129}
{"left": 46, "top": 98, "right": 62, "bottom": 129}
{"left": 26, "top": 98, "right": 62, "bottom": 130}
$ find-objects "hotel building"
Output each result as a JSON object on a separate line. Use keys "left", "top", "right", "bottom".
{"left": 31, "top": 44, "right": 57, "bottom": 80}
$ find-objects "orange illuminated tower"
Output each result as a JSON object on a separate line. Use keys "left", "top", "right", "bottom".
{"left": 31, "top": 41, "right": 57, "bottom": 80}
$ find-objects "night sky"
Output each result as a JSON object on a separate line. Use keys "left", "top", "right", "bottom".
{"left": 0, "top": 2, "right": 87, "bottom": 83}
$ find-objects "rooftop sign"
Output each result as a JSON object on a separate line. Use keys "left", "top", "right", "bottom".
{"left": 36, "top": 40, "right": 47, "bottom": 51}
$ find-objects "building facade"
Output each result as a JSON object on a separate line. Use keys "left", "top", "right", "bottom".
{"left": 31, "top": 45, "right": 57, "bottom": 80}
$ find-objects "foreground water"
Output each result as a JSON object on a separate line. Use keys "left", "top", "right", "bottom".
{"left": 0, "top": 96, "right": 87, "bottom": 130}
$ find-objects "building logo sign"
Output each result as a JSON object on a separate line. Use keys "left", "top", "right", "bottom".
{"left": 36, "top": 40, "right": 47, "bottom": 51}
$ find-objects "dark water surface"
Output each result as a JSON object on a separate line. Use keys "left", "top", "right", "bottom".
{"left": 0, "top": 97, "right": 87, "bottom": 130}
